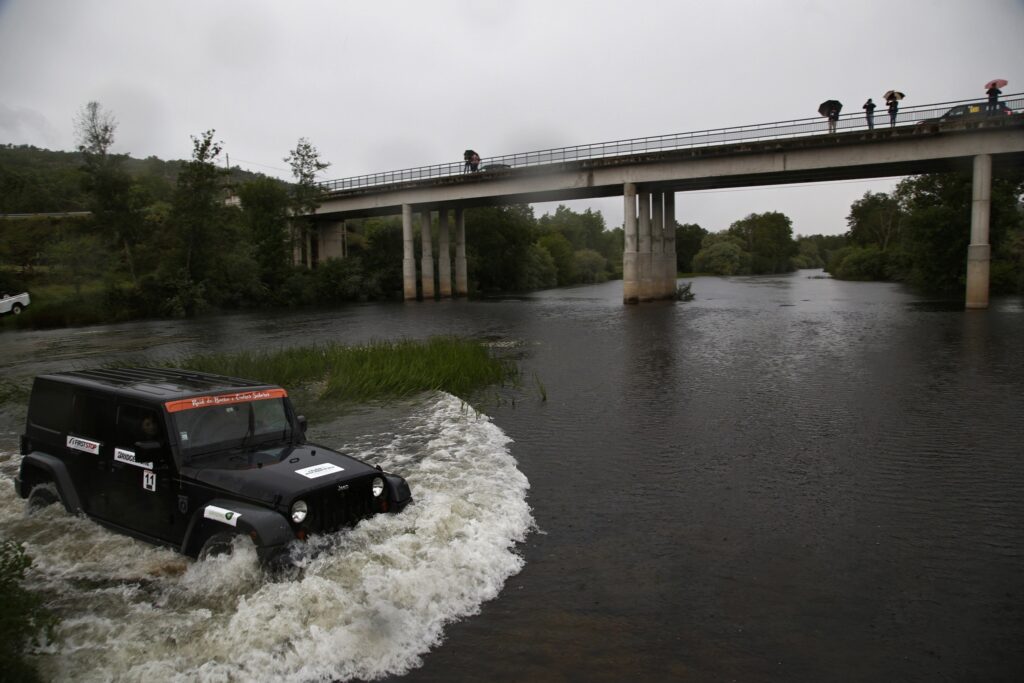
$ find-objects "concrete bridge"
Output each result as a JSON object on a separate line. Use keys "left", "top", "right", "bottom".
{"left": 305, "top": 95, "right": 1024, "bottom": 309}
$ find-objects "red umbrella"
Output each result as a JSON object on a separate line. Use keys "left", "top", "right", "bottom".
{"left": 985, "top": 78, "right": 1008, "bottom": 90}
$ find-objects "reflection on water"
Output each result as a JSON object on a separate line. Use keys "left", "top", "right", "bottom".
{"left": 1, "top": 270, "right": 1023, "bottom": 681}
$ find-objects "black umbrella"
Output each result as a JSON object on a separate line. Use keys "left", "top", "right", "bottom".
{"left": 883, "top": 90, "right": 905, "bottom": 102}
{"left": 818, "top": 100, "right": 842, "bottom": 117}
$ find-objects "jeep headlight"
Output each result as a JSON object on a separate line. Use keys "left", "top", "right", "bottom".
{"left": 290, "top": 499, "right": 308, "bottom": 524}
{"left": 372, "top": 477, "right": 385, "bottom": 498}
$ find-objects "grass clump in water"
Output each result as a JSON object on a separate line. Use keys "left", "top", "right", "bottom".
{"left": 175, "top": 336, "right": 518, "bottom": 404}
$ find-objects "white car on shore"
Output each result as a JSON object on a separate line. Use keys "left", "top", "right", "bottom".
{"left": 0, "top": 291, "right": 30, "bottom": 315}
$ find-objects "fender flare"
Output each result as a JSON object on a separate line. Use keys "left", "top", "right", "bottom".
{"left": 17, "top": 452, "right": 83, "bottom": 514}
{"left": 181, "top": 498, "right": 294, "bottom": 561}
{"left": 384, "top": 474, "right": 412, "bottom": 511}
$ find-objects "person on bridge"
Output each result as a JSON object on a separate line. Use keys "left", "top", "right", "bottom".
{"left": 986, "top": 86, "right": 1002, "bottom": 112}
{"left": 863, "top": 98, "right": 876, "bottom": 129}
{"left": 887, "top": 97, "right": 899, "bottom": 127}
{"left": 827, "top": 104, "right": 840, "bottom": 134}
{"left": 470, "top": 150, "right": 480, "bottom": 172}
{"left": 463, "top": 149, "right": 476, "bottom": 174}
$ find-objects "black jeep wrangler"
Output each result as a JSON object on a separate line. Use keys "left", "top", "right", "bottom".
{"left": 15, "top": 368, "right": 412, "bottom": 564}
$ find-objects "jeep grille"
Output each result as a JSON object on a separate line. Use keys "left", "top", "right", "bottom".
{"left": 306, "top": 476, "right": 376, "bottom": 534}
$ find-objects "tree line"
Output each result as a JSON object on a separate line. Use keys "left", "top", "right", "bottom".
{"left": 4, "top": 101, "right": 1019, "bottom": 329}
{"left": 832, "top": 171, "right": 1024, "bottom": 294}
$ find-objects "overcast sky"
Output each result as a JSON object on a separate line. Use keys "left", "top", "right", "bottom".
{"left": 2, "top": 0, "right": 1022, "bottom": 235}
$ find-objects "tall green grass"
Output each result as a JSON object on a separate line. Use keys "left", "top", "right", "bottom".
{"left": 174, "top": 336, "right": 519, "bottom": 403}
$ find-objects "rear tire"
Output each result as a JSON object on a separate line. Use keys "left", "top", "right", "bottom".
{"left": 11, "top": 303, "right": 23, "bottom": 315}
{"left": 27, "top": 483, "right": 59, "bottom": 511}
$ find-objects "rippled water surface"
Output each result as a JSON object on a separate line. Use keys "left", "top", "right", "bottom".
{"left": 2, "top": 271, "right": 1023, "bottom": 682}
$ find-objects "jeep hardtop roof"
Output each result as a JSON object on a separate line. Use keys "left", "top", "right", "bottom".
{"left": 37, "top": 367, "right": 281, "bottom": 404}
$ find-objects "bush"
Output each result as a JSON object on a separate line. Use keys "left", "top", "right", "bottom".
{"left": 832, "top": 245, "right": 888, "bottom": 281}
{"left": 0, "top": 540, "right": 58, "bottom": 682}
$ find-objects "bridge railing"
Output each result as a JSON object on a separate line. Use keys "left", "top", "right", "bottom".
{"left": 318, "top": 93, "right": 1023, "bottom": 193}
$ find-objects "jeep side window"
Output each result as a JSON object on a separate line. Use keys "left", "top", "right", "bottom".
{"left": 71, "top": 392, "right": 115, "bottom": 444}
{"left": 28, "top": 379, "right": 73, "bottom": 432}
{"left": 117, "top": 404, "right": 164, "bottom": 445}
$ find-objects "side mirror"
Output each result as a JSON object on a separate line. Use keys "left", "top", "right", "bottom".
{"left": 296, "top": 416, "right": 308, "bottom": 434}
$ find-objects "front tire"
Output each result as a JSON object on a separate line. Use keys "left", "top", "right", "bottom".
{"left": 199, "top": 532, "right": 242, "bottom": 560}
{"left": 11, "top": 303, "right": 23, "bottom": 315}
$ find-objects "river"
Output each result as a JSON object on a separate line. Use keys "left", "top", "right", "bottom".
{"left": 1, "top": 270, "right": 1022, "bottom": 682}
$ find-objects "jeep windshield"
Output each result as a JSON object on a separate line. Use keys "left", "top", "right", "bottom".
{"left": 166, "top": 390, "right": 294, "bottom": 458}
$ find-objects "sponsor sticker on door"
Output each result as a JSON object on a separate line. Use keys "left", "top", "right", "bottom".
{"left": 295, "top": 463, "right": 344, "bottom": 479}
{"left": 115, "top": 447, "right": 153, "bottom": 470}
{"left": 204, "top": 505, "right": 242, "bottom": 527}
{"left": 67, "top": 436, "right": 100, "bottom": 455}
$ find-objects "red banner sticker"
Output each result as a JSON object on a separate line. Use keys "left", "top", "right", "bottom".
{"left": 164, "top": 388, "right": 287, "bottom": 413}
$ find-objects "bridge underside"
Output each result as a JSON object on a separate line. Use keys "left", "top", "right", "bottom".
{"left": 306, "top": 120, "right": 1024, "bottom": 308}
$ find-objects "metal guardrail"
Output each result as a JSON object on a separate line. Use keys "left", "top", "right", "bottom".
{"left": 318, "top": 93, "right": 1023, "bottom": 193}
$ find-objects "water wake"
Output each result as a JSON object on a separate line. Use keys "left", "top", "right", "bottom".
{"left": 0, "top": 392, "right": 533, "bottom": 682}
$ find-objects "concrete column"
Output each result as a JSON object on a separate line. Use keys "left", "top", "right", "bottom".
{"left": 966, "top": 154, "right": 992, "bottom": 310}
{"left": 402, "top": 205, "right": 417, "bottom": 300}
{"left": 623, "top": 183, "right": 638, "bottom": 304}
{"left": 651, "top": 193, "right": 665, "bottom": 298}
{"left": 319, "top": 221, "right": 345, "bottom": 261}
{"left": 664, "top": 193, "right": 677, "bottom": 297}
{"left": 455, "top": 208, "right": 468, "bottom": 297}
{"left": 638, "top": 191, "right": 652, "bottom": 302}
{"left": 420, "top": 211, "right": 435, "bottom": 299}
{"left": 438, "top": 208, "right": 452, "bottom": 298}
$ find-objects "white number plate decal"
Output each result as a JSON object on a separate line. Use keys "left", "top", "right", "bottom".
{"left": 115, "top": 448, "right": 153, "bottom": 470}
{"left": 295, "top": 463, "right": 344, "bottom": 479}
{"left": 143, "top": 470, "right": 157, "bottom": 492}
{"left": 204, "top": 505, "right": 242, "bottom": 526}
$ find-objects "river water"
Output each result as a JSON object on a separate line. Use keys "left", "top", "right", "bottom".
{"left": 1, "top": 270, "right": 1022, "bottom": 682}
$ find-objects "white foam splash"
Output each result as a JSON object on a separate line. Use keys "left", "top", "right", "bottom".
{"left": 0, "top": 393, "right": 533, "bottom": 682}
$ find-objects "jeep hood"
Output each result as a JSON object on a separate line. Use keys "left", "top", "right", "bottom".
{"left": 181, "top": 443, "right": 379, "bottom": 505}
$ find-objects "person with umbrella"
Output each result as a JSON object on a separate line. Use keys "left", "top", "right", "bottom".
{"left": 986, "top": 79, "right": 1007, "bottom": 112}
{"left": 818, "top": 99, "right": 842, "bottom": 134}
{"left": 885, "top": 90, "right": 904, "bottom": 127}
{"left": 863, "top": 98, "right": 876, "bottom": 130}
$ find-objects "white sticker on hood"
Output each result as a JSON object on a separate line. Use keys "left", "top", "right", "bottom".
{"left": 295, "top": 462, "right": 344, "bottom": 479}
{"left": 204, "top": 505, "right": 242, "bottom": 527}
{"left": 114, "top": 448, "right": 153, "bottom": 470}
{"left": 67, "top": 436, "right": 100, "bottom": 455}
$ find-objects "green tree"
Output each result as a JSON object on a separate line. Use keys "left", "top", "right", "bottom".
{"left": 727, "top": 211, "right": 797, "bottom": 274}
{"left": 466, "top": 205, "right": 537, "bottom": 292}
{"left": 238, "top": 177, "right": 291, "bottom": 291}
{"left": 75, "top": 101, "right": 149, "bottom": 285}
{"left": 674, "top": 222, "right": 707, "bottom": 272}
{"left": 846, "top": 191, "right": 904, "bottom": 251}
{"left": 284, "top": 138, "right": 330, "bottom": 266}
{"left": 692, "top": 238, "right": 746, "bottom": 275}
{"left": 538, "top": 232, "right": 576, "bottom": 285}
{"left": 163, "top": 130, "right": 233, "bottom": 314}
{"left": 573, "top": 248, "right": 608, "bottom": 283}
{"left": 45, "top": 233, "right": 107, "bottom": 298}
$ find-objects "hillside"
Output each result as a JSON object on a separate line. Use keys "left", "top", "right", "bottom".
{"left": 0, "top": 143, "right": 282, "bottom": 213}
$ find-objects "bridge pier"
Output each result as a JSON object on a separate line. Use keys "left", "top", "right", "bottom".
{"left": 402, "top": 204, "right": 416, "bottom": 300}
{"left": 420, "top": 211, "right": 435, "bottom": 299}
{"left": 966, "top": 154, "right": 992, "bottom": 310}
{"left": 438, "top": 209, "right": 452, "bottom": 297}
{"left": 623, "top": 184, "right": 638, "bottom": 304}
{"left": 624, "top": 186, "right": 677, "bottom": 303}
{"left": 664, "top": 193, "right": 677, "bottom": 296}
{"left": 455, "top": 208, "right": 468, "bottom": 297}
